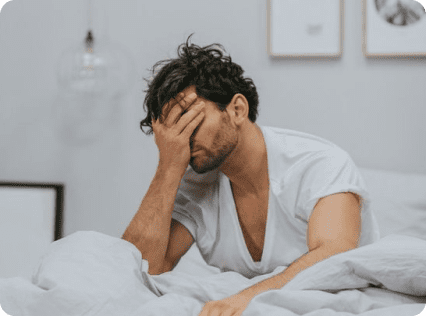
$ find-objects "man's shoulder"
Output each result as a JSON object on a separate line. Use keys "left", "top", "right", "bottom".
{"left": 261, "top": 125, "right": 343, "bottom": 156}
{"left": 260, "top": 126, "right": 354, "bottom": 184}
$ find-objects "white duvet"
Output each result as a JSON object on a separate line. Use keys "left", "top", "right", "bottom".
{"left": 0, "top": 231, "right": 425, "bottom": 316}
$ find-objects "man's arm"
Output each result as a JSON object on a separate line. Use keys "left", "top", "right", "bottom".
{"left": 241, "top": 192, "right": 361, "bottom": 292}
{"left": 122, "top": 166, "right": 193, "bottom": 275}
{"left": 122, "top": 92, "right": 205, "bottom": 275}
{"left": 199, "top": 192, "right": 361, "bottom": 316}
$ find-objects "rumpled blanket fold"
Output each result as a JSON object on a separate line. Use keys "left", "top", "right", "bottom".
{"left": 0, "top": 231, "right": 425, "bottom": 316}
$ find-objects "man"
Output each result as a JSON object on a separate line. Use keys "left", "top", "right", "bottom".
{"left": 122, "top": 35, "right": 380, "bottom": 316}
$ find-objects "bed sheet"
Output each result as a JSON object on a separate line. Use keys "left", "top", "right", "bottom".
{"left": 0, "top": 231, "right": 425, "bottom": 316}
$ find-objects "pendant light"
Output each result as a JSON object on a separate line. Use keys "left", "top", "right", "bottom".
{"left": 55, "top": 0, "right": 135, "bottom": 145}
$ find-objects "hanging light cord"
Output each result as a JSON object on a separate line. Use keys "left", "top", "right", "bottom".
{"left": 87, "top": 0, "right": 93, "bottom": 32}
{"left": 85, "top": 0, "right": 94, "bottom": 49}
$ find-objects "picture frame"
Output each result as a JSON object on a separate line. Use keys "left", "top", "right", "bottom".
{"left": 363, "top": 0, "right": 426, "bottom": 57}
{"left": 0, "top": 182, "right": 64, "bottom": 279}
{"left": 267, "top": 0, "right": 344, "bottom": 57}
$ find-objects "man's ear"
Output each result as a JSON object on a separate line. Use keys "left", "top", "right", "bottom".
{"left": 227, "top": 94, "right": 249, "bottom": 127}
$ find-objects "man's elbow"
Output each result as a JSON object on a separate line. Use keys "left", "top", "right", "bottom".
{"left": 314, "top": 239, "right": 359, "bottom": 257}
{"left": 148, "top": 267, "right": 164, "bottom": 275}
{"left": 148, "top": 261, "right": 173, "bottom": 275}
{"left": 327, "top": 239, "right": 359, "bottom": 255}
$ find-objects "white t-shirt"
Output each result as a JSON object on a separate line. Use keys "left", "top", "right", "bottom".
{"left": 172, "top": 125, "right": 380, "bottom": 278}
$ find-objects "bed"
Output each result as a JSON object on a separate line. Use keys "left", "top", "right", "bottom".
{"left": 0, "top": 167, "right": 425, "bottom": 316}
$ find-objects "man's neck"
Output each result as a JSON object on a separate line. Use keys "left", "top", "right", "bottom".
{"left": 219, "top": 123, "right": 269, "bottom": 196}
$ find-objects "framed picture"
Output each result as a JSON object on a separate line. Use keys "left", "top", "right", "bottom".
{"left": 0, "top": 182, "right": 64, "bottom": 279}
{"left": 363, "top": 0, "right": 426, "bottom": 57}
{"left": 267, "top": 0, "right": 344, "bottom": 57}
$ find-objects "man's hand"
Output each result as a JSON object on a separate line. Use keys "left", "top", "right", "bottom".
{"left": 199, "top": 292, "right": 252, "bottom": 316}
{"left": 152, "top": 91, "right": 205, "bottom": 176}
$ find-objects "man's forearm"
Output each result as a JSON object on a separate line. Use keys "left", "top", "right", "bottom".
{"left": 238, "top": 243, "right": 356, "bottom": 300}
{"left": 122, "top": 166, "right": 183, "bottom": 274}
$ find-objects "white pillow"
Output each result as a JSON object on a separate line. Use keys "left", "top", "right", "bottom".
{"left": 359, "top": 167, "right": 426, "bottom": 240}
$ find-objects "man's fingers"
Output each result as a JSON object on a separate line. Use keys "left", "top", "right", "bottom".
{"left": 160, "top": 97, "right": 179, "bottom": 124}
{"left": 163, "top": 102, "right": 183, "bottom": 127}
{"left": 181, "top": 111, "right": 204, "bottom": 138}
{"left": 161, "top": 94, "right": 184, "bottom": 126}
{"left": 178, "top": 92, "right": 197, "bottom": 110}
{"left": 163, "top": 92, "right": 198, "bottom": 127}
{"left": 151, "top": 116, "right": 159, "bottom": 131}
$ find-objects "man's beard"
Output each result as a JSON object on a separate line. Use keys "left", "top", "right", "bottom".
{"left": 189, "top": 118, "right": 237, "bottom": 174}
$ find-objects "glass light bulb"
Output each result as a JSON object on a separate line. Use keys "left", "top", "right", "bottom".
{"left": 55, "top": 31, "right": 135, "bottom": 145}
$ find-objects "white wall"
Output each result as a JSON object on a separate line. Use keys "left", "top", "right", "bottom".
{"left": 0, "top": 0, "right": 425, "bottom": 238}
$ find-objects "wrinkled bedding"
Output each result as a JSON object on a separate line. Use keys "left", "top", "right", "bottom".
{"left": 0, "top": 231, "right": 425, "bottom": 316}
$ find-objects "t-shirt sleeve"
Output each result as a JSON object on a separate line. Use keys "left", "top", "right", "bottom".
{"left": 171, "top": 191, "right": 198, "bottom": 240}
{"left": 295, "top": 148, "right": 370, "bottom": 222}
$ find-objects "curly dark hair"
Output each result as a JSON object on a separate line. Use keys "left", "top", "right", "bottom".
{"left": 139, "top": 34, "right": 259, "bottom": 135}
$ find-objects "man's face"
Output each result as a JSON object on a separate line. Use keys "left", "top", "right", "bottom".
{"left": 163, "top": 86, "right": 238, "bottom": 174}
